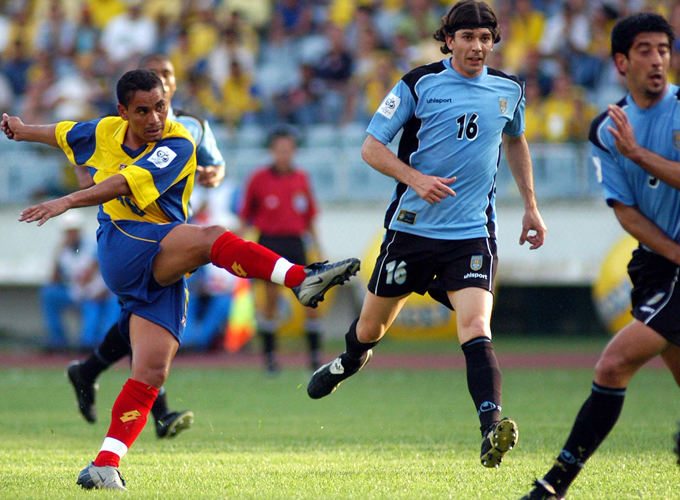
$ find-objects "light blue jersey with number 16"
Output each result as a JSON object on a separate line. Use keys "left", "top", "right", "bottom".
{"left": 366, "top": 58, "right": 525, "bottom": 241}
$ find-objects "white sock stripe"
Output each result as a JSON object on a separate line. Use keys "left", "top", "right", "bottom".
{"left": 271, "top": 258, "right": 294, "bottom": 285}
{"left": 100, "top": 437, "right": 128, "bottom": 458}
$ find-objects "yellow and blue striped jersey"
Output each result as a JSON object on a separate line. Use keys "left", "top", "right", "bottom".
{"left": 55, "top": 116, "right": 197, "bottom": 224}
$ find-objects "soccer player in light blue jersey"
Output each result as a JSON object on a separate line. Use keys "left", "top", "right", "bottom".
{"left": 66, "top": 54, "right": 226, "bottom": 439}
{"left": 308, "top": 0, "right": 546, "bottom": 470}
{"left": 523, "top": 12, "right": 680, "bottom": 500}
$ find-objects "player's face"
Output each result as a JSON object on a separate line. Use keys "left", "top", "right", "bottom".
{"left": 446, "top": 28, "right": 494, "bottom": 78}
{"left": 143, "top": 59, "right": 177, "bottom": 103}
{"left": 270, "top": 136, "right": 296, "bottom": 170}
{"left": 118, "top": 86, "right": 168, "bottom": 145}
{"left": 618, "top": 32, "right": 670, "bottom": 104}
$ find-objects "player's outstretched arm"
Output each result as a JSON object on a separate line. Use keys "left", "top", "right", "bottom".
{"left": 361, "top": 134, "right": 456, "bottom": 205}
{"left": 607, "top": 104, "right": 680, "bottom": 189}
{"left": 1, "top": 113, "right": 59, "bottom": 147}
{"left": 503, "top": 133, "right": 546, "bottom": 249}
{"left": 19, "top": 174, "right": 132, "bottom": 226}
{"left": 612, "top": 201, "right": 680, "bottom": 265}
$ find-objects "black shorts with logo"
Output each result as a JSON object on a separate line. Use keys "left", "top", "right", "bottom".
{"left": 627, "top": 247, "right": 680, "bottom": 346}
{"left": 258, "top": 234, "right": 308, "bottom": 266}
{"left": 367, "top": 230, "right": 498, "bottom": 310}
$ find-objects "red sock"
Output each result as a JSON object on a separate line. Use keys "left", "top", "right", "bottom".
{"left": 93, "top": 378, "right": 159, "bottom": 468}
{"left": 211, "top": 231, "right": 307, "bottom": 287}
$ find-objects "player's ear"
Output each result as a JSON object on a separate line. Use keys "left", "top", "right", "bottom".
{"left": 613, "top": 52, "right": 628, "bottom": 77}
{"left": 117, "top": 103, "right": 129, "bottom": 121}
{"left": 445, "top": 34, "right": 455, "bottom": 52}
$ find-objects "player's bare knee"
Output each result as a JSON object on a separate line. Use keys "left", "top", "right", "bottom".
{"left": 195, "top": 225, "right": 227, "bottom": 260}
{"left": 594, "top": 354, "right": 628, "bottom": 386}
{"left": 458, "top": 316, "right": 490, "bottom": 340}
{"left": 135, "top": 364, "right": 170, "bottom": 389}
{"left": 356, "top": 318, "right": 383, "bottom": 343}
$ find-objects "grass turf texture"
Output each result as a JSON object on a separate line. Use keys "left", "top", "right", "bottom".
{"left": 0, "top": 360, "right": 678, "bottom": 499}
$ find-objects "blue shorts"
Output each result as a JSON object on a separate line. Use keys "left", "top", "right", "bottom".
{"left": 97, "top": 220, "right": 188, "bottom": 343}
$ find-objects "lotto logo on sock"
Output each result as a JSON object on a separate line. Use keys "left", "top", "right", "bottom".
{"left": 120, "top": 410, "right": 142, "bottom": 423}
{"left": 231, "top": 262, "right": 247, "bottom": 277}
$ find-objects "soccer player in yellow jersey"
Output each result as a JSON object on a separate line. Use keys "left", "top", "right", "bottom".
{"left": 2, "top": 69, "right": 360, "bottom": 490}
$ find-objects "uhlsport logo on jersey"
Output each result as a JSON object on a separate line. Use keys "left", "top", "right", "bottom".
{"left": 499, "top": 97, "right": 508, "bottom": 114}
{"left": 470, "top": 255, "right": 483, "bottom": 271}
{"left": 148, "top": 146, "right": 177, "bottom": 169}
{"left": 673, "top": 130, "right": 680, "bottom": 150}
{"left": 378, "top": 93, "right": 401, "bottom": 119}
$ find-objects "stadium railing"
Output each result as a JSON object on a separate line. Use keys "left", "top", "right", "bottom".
{"left": 0, "top": 125, "right": 600, "bottom": 205}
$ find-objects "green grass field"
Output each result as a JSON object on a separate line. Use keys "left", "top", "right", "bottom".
{"left": 0, "top": 353, "right": 678, "bottom": 499}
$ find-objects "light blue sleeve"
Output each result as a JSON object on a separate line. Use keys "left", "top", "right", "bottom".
{"left": 366, "top": 80, "right": 416, "bottom": 144}
{"left": 503, "top": 86, "right": 525, "bottom": 137}
{"left": 196, "top": 120, "right": 225, "bottom": 167}
{"left": 592, "top": 143, "right": 635, "bottom": 206}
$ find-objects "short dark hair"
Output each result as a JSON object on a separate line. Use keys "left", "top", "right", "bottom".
{"left": 433, "top": 0, "right": 500, "bottom": 54}
{"left": 266, "top": 124, "right": 299, "bottom": 148}
{"left": 611, "top": 12, "right": 675, "bottom": 58}
{"left": 116, "top": 69, "right": 164, "bottom": 108}
{"left": 138, "top": 53, "right": 171, "bottom": 69}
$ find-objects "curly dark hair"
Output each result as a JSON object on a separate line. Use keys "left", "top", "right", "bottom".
{"left": 116, "top": 69, "right": 164, "bottom": 108}
{"left": 611, "top": 12, "right": 675, "bottom": 58}
{"left": 433, "top": 0, "right": 501, "bottom": 55}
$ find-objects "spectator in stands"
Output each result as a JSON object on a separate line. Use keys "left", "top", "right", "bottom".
{"left": 21, "top": 52, "right": 57, "bottom": 124}
{"left": 313, "top": 23, "right": 354, "bottom": 124}
{"left": 256, "top": 16, "right": 303, "bottom": 124}
{"left": 522, "top": 77, "right": 545, "bottom": 143}
{"left": 538, "top": 0, "right": 591, "bottom": 78}
{"left": 220, "top": 59, "right": 260, "bottom": 127}
{"left": 502, "top": 0, "right": 545, "bottom": 73}
{"left": 207, "top": 27, "right": 257, "bottom": 89}
{"left": 359, "top": 52, "right": 401, "bottom": 123}
{"left": 274, "top": 0, "right": 313, "bottom": 39}
{"left": 73, "top": 5, "right": 101, "bottom": 60}
{"left": 240, "top": 126, "right": 323, "bottom": 373}
{"left": 100, "top": 0, "right": 157, "bottom": 73}
{"left": 40, "top": 211, "right": 119, "bottom": 351}
{"left": 2, "top": 39, "right": 33, "bottom": 100}
{"left": 541, "top": 71, "right": 597, "bottom": 142}
{"left": 34, "top": 0, "right": 77, "bottom": 58}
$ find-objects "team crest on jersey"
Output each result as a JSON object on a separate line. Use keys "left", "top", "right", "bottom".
{"left": 148, "top": 146, "right": 177, "bottom": 169}
{"left": 673, "top": 130, "right": 680, "bottom": 150}
{"left": 470, "top": 255, "right": 483, "bottom": 271}
{"left": 378, "top": 93, "right": 401, "bottom": 119}
{"left": 499, "top": 97, "right": 508, "bottom": 114}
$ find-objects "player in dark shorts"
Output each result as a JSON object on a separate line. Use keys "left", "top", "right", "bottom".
{"left": 523, "top": 12, "right": 680, "bottom": 499}
{"left": 241, "top": 126, "right": 324, "bottom": 373}
{"left": 307, "top": 0, "right": 547, "bottom": 470}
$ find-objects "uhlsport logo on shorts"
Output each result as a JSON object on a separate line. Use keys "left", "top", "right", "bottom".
{"left": 378, "top": 93, "right": 400, "bottom": 119}
{"left": 148, "top": 146, "right": 177, "bottom": 169}
{"left": 470, "top": 255, "right": 483, "bottom": 271}
{"left": 673, "top": 130, "right": 680, "bottom": 150}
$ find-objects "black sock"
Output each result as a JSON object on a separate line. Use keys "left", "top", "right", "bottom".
{"left": 544, "top": 382, "right": 626, "bottom": 497}
{"left": 461, "top": 337, "right": 502, "bottom": 436}
{"left": 79, "top": 323, "right": 130, "bottom": 384}
{"left": 260, "top": 330, "right": 276, "bottom": 365}
{"left": 306, "top": 330, "right": 321, "bottom": 368}
{"left": 345, "top": 318, "right": 380, "bottom": 361}
{"left": 151, "top": 387, "right": 169, "bottom": 421}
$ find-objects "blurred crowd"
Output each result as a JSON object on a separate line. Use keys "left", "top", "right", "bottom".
{"left": 1, "top": 0, "right": 680, "bottom": 143}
